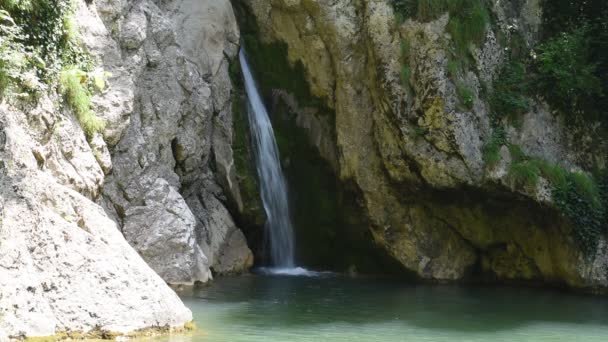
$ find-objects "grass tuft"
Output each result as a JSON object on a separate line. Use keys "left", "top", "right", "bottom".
{"left": 59, "top": 67, "right": 105, "bottom": 137}
{"left": 482, "top": 126, "right": 506, "bottom": 168}
{"left": 509, "top": 160, "right": 541, "bottom": 190}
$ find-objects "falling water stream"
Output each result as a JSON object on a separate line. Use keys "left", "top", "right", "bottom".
{"left": 239, "top": 48, "right": 296, "bottom": 270}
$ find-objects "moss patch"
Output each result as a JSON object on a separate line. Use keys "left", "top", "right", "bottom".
{"left": 22, "top": 322, "right": 197, "bottom": 341}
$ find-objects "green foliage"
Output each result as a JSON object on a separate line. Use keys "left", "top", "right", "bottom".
{"left": 482, "top": 126, "right": 505, "bottom": 168}
{"left": 393, "top": 1, "right": 489, "bottom": 109}
{"left": 391, "top": 0, "right": 490, "bottom": 60}
{"left": 507, "top": 145, "right": 607, "bottom": 256}
{"left": 59, "top": 67, "right": 105, "bottom": 137}
{"left": 1, "top": 0, "right": 81, "bottom": 77}
{"left": 540, "top": 0, "right": 608, "bottom": 123}
{"left": 447, "top": 59, "right": 459, "bottom": 80}
{"left": 571, "top": 172, "right": 601, "bottom": 205}
{"left": 483, "top": 130, "right": 607, "bottom": 256}
{"left": 536, "top": 26, "right": 602, "bottom": 115}
{"left": 1, "top": 0, "right": 104, "bottom": 138}
{"left": 506, "top": 144, "right": 540, "bottom": 190}
{"left": 446, "top": 0, "right": 489, "bottom": 58}
{"left": 552, "top": 172, "right": 605, "bottom": 256}
{"left": 541, "top": 0, "right": 606, "bottom": 37}
{"left": 509, "top": 160, "right": 541, "bottom": 190}
{"left": 536, "top": 159, "right": 567, "bottom": 188}
{"left": 0, "top": 8, "right": 37, "bottom": 98}
{"left": 401, "top": 64, "right": 411, "bottom": 87}
{"left": 507, "top": 148, "right": 606, "bottom": 255}
{"left": 490, "top": 61, "right": 530, "bottom": 122}
{"left": 455, "top": 83, "right": 474, "bottom": 110}
{"left": 507, "top": 144, "right": 526, "bottom": 163}
{"left": 0, "top": 0, "right": 92, "bottom": 99}
{"left": 0, "top": 0, "right": 32, "bottom": 11}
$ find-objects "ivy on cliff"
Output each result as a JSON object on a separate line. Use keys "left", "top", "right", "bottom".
{"left": 539, "top": 0, "right": 608, "bottom": 124}
{"left": 0, "top": 0, "right": 105, "bottom": 136}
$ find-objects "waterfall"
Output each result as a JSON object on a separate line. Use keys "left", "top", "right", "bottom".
{"left": 239, "top": 48, "right": 295, "bottom": 268}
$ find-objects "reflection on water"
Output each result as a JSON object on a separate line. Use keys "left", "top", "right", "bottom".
{"left": 156, "top": 275, "right": 608, "bottom": 341}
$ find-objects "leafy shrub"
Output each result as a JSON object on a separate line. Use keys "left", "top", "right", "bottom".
{"left": 539, "top": 0, "right": 608, "bottom": 123}
{"left": 2, "top": 0, "right": 103, "bottom": 137}
{"left": 0, "top": 8, "right": 30, "bottom": 97}
{"left": 490, "top": 61, "right": 530, "bottom": 121}
{"left": 0, "top": 0, "right": 90, "bottom": 90}
{"left": 536, "top": 26, "right": 602, "bottom": 115}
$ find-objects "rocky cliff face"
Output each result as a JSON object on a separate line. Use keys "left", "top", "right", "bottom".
{"left": 88, "top": 0, "right": 253, "bottom": 284}
{"left": 237, "top": 0, "right": 608, "bottom": 290}
{"left": 0, "top": 67, "right": 192, "bottom": 339}
{"left": 1, "top": 0, "right": 252, "bottom": 338}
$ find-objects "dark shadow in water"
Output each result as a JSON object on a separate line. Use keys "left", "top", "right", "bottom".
{"left": 186, "top": 275, "right": 608, "bottom": 334}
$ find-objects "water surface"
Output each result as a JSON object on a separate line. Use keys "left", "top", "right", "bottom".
{"left": 166, "top": 274, "right": 608, "bottom": 341}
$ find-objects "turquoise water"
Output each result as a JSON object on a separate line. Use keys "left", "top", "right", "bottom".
{"left": 167, "top": 274, "right": 608, "bottom": 341}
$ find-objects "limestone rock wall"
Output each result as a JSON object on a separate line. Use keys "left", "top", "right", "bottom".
{"left": 0, "top": 93, "right": 191, "bottom": 337}
{"left": 0, "top": 0, "right": 253, "bottom": 337}
{"left": 239, "top": 0, "right": 608, "bottom": 290}
{"left": 80, "top": 0, "right": 253, "bottom": 283}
